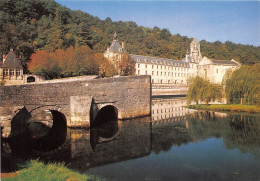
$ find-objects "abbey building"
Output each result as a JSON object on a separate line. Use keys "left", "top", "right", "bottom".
{"left": 105, "top": 33, "right": 240, "bottom": 85}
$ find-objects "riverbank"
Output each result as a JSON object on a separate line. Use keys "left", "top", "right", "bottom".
{"left": 187, "top": 104, "right": 260, "bottom": 113}
{"left": 1, "top": 160, "right": 100, "bottom": 181}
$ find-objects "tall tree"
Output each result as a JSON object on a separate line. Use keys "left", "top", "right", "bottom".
{"left": 225, "top": 64, "right": 260, "bottom": 105}
{"left": 187, "top": 76, "right": 222, "bottom": 105}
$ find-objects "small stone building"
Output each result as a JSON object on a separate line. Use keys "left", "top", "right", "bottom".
{"left": 0, "top": 49, "right": 45, "bottom": 85}
{"left": 0, "top": 49, "right": 24, "bottom": 85}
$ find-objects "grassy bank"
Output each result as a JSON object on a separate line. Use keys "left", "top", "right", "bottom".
{"left": 188, "top": 104, "right": 260, "bottom": 113}
{"left": 2, "top": 160, "right": 100, "bottom": 181}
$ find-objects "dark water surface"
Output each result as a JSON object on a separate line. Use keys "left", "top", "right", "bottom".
{"left": 2, "top": 97, "right": 260, "bottom": 181}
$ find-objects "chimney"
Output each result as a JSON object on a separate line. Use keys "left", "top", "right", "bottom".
{"left": 3, "top": 54, "right": 6, "bottom": 63}
{"left": 122, "top": 41, "right": 125, "bottom": 49}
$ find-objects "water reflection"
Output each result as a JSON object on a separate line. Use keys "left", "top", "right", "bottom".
{"left": 187, "top": 111, "right": 260, "bottom": 158}
{"left": 64, "top": 117, "right": 152, "bottom": 171}
{"left": 2, "top": 97, "right": 260, "bottom": 180}
{"left": 90, "top": 120, "right": 119, "bottom": 150}
{"left": 3, "top": 110, "right": 67, "bottom": 158}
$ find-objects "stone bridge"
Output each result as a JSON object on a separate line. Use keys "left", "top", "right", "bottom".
{"left": 0, "top": 75, "right": 151, "bottom": 138}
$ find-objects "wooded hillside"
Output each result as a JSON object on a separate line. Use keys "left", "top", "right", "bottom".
{"left": 1, "top": 0, "right": 259, "bottom": 71}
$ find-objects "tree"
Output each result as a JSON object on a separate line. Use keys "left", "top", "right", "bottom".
{"left": 187, "top": 76, "right": 222, "bottom": 105}
{"left": 225, "top": 64, "right": 260, "bottom": 105}
{"left": 118, "top": 53, "right": 136, "bottom": 76}
{"left": 28, "top": 46, "right": 99, "bottom": 79}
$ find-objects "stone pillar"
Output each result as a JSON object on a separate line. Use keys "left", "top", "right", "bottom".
{"left": 69, "top": 96, "right": 93, "bottom": 127}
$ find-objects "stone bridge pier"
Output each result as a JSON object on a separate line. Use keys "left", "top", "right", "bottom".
{"left": 0, "top": 75, "right": 151, "bottom": 138}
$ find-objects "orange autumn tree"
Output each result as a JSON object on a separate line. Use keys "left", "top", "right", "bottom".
{"left": 94, "top": 53, "right": 117, "bottom": 77}
{"left": 28, "top": 46, "right": 99, "bottom": 79}
{"left": 29, "top": 50, "right": 61, "bottom": 79}
{"left": 118, "top": 53, "right": 136, "bottom": 76}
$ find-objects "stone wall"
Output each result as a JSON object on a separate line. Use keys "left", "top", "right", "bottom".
{"left": 0, "top": 75, "right": 151, "bottom": 137}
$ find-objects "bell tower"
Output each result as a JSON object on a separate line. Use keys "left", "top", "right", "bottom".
{"left": 190, "top": 38, "right": 202, "bottom": 63}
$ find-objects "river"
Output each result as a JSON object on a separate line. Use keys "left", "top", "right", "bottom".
{"left": 2, "top": 97, "right": 260, "bottom": 180}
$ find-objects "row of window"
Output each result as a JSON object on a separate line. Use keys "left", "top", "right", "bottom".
{"left": 137, "top": 64, "right": 189, "bottom": 72}
{"left": 3, "top": 69, "right": 22, "bottom": 76}
{"left": 152, "top": 116, "right": 187, "bottom": 121}
{"left": 151, "top": 79, "right": 185, "bottom": 84}
{"left": 152, "top": 107, "right": 187, "bottom": 114}
{"left": 136, "top": 59, "right": 189, "bottom": 68}
{"left": 137, "top": 69, "right": 189, "bottom": 78}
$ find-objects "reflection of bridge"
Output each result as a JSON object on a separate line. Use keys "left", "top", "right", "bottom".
{"left": 0, "top": 75, "right": 151, "bottom": 138}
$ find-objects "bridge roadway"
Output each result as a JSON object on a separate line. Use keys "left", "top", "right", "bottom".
{"left": 0, "top": 75, "right": 151, "bottom": 138}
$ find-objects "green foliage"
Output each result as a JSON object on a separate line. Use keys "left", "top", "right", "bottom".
{"left": 187, "top": 76, "right": 222, "bottom": 105}
{"left": 1, "top": 0, "right": 260, "bottom": 74}
{"left": 225, "top": 64, "right": 260, "bottom": 105}
{"left": 2, "top": 160, "right": 100, "bottom": 181}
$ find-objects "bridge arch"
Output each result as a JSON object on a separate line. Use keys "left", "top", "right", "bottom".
{"left": 91, "top": 105, "right": 118, "bottom": 127}
{"left": 8, "top": 107, "right": 67, "bottom": 156}
{"left": 28, "top": 108, "right": 67, "bottom": 151}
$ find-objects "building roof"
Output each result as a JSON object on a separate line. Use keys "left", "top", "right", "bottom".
{"left": 131, "top": 54, "right": 190, "bottom": 68}
{"left": 107, "top": 41, "right": 126, "bottom": 53}
{"left": 211, "top": 59, "right": 240, "bottom": 66}
{"left": 0, "top": 50, "right": 23, "bottom": 69}
{"left": 181, "top": 56, "right": 196, "bottom": 63}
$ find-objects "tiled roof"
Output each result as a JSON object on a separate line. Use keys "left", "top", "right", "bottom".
{"left": 107, "top": 41, "right": 127, "bottom": 53}
{"left": 211, "top": 59, "right": 239, "bottom": 66}
{"left": 0, "top": 50, "right": 23, "bottom": 69}
{"left": 131, "top": 54, "right": 190, "bottom": 68}
{"left": 181, "top": 56, "right": 195, "bottom": 63}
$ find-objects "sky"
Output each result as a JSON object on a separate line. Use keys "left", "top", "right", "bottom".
{"left": 56, "top": 1, "right": 260, "bottom": 46}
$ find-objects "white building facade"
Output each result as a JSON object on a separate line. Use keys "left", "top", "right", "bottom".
{"left": 105, "top": 34, "right": 240, "bottom": 85}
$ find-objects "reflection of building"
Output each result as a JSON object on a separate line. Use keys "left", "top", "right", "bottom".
{"left": 151, "top": 97, "right": 194, "bottom": 122}
{"left": 105, "top": 34, "right": 240, "bottom": 85}
{"left": 0, "top": 49, "right": 45, "bottom": 85}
